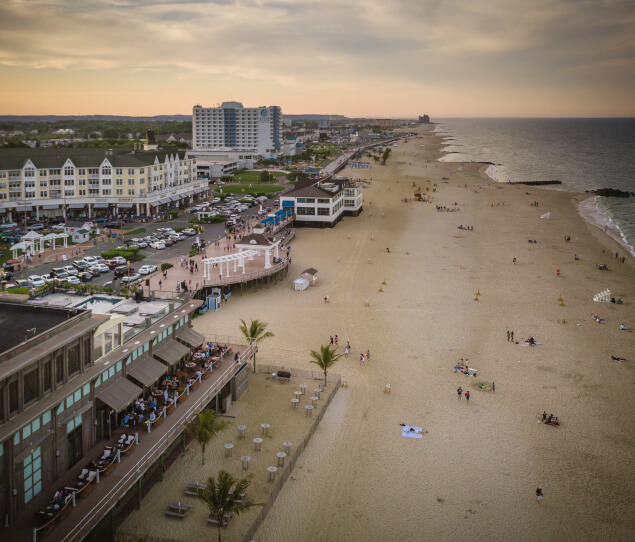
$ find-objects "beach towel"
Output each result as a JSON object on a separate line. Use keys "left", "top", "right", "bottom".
{"left": 402, "top": 426, "right": 423, "bottom": 439}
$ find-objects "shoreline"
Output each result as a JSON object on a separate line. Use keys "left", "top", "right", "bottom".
{"left": 434, "top": 123, "right": 633, "bottom": 258}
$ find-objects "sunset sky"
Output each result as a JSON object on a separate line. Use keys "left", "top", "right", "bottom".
{"left": 0, "top": 0, "right": 633, "bottom": 117}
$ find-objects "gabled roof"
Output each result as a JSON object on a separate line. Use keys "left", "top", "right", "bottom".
{"left": 0, "top": 147, "right": 189, "bottom": 170}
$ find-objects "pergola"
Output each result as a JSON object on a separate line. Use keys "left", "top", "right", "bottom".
{"left": 202, "top": 249, "right": 260, "bottom": 279}
{"left": 42, "top": 232, "right": 69, "bottom": 249}
{"left": 234, "top": 228, "right": 282, "bottom": 270}
{"left": 19, "top": 231, "right": 44, "bottom": 253}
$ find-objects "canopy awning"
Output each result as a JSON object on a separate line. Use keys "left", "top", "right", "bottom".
{"left": 194, "top": 187, "right": 204, "bottom": 194}
{"left": 154, "top": 340, "right": 190, "bottom": 366}
{"left": 118, "top": 203, "right": 134, "bottom": 208}
{"left": 149, "top": 201, "right": 161, "bottom": 207}
{"left": 16, "top": 205, "right": 33, "bottom": 212}
{"left": 69, "top": 203, "right": 85, "bottom": 209}
{"left": 159, "top": 198, "right": 171, "bottom": 205}
{"left": 177, "top": 327, "right": 205, "bottom": 348}
{"left": 97, "top": 378, "right": 142, "bottom": 412}
{"left": 126, "top": 355, "right": 167, "bottom": 387}
{"left": 170, "top": 195, "right": 180, "bottom": 202}
{"left": 93, "top": 203, "right": 109, "bottom": 209}
{"left": 42, "top": 205, "right": 59, "bottom": 210}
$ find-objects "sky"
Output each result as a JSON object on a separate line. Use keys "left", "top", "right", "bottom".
{"left": 0, "top": 0, "right": 633, "bottom": 118}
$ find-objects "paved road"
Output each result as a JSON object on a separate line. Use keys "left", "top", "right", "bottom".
{"left": 22, "top": 194, "right": 281, "bottom": 285}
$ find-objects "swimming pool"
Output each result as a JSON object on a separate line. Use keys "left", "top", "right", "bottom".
{"left": 74, "top": 296, "right": 122, "bottom": 309}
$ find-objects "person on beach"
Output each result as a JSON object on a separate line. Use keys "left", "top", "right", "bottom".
{"left": 360, "top": 353, "right": 365, "bottom": 365}
{"left": 344, "top": 345, "right": 349, "bottom": 357}
{"left": 346, "top": 341, "right": 350, "bottom": 351}
{"left": 335, "top": 335, "right": 339, "bottom": 346}
{"left": 507, "top": 330, "right": 510, "bottom": 342}
{"left": 330, "top": 336, "right": 334, "bottom": 345}
{"left": 492, "top": 382, "right": 495, "bottom": 393}
{"left": 511, "top": 331, "right": 514, "bottom": 341}
{"left": 465, "top": 390, "right": 470, "bottom": 403}
{"left": 513, "top": 257, "right": 517, "bottom": 265}
{"left": 457, "top": 387, "right": 463, "bottom": 399}
{"left": 536, "top": 487, "right": 543, "bottom": 503}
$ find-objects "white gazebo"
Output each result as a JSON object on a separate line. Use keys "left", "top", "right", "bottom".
{"left": 20, "top": 231, "right": 44, "bottom": 253}
{"left": 234, "top": 228, "right": 282, "bottom": 270}
{"left": 202, "top": 249, "right": 260, "bottom": 279}
{"left": 42, "top": 232, "right": 69, "bottom": 250}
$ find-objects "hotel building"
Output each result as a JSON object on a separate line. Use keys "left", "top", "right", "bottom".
{"left": 190, "top": 102, "right": 282, "bottom": 167}
{"left": 0, "top": 147, "right": 208, "bottom": 222}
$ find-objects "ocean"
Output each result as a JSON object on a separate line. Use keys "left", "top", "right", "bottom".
{"left": 434, "top": 118, "right": 635, "bottom": 255}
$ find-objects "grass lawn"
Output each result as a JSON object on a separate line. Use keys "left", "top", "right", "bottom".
{"left": 123, "top": 227, "right": 147, "bottom": 237}
{"left": 219, "top": 184, "right": 283, "bottom": 195}
{"left": 231, "top": 170, "right": 285, "bottom": 183}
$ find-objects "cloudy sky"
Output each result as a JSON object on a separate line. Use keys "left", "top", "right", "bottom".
{"left": 0, "top": 0, "right": 633, "bottom": 117}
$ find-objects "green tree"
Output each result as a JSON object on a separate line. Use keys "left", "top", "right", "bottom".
{"left": 309, "top": 344, "right": 342, "bottom": 387}
{"left": 183, "top": 410, "right": 230, "bottom": 465}
{"left": 259, "top": 170, "right": 271, "bottom": 183}
{"left": 239, "top": 319, "right": 274, "bottom": 373}
{"left": 199, "top": 471, "right": 264, "bottom": 542}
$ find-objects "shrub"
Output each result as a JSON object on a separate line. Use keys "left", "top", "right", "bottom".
{"left": 101, "top": 247, "right": 144, "bottom": 262}
{"left": 161, "top": 262, "right": 173, "bottom": 272}
{"left": 167, "top": 210, "right": 179, "bottom": 219}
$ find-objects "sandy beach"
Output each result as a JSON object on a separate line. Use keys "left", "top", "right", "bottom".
{"left": 178, "top": 126, "right": 633, "bottom": 541}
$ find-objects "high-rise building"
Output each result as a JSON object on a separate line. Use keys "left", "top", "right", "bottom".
{"left": 192, "top": 102, "right": 282, "bottom": 158}
{"left": 418, "top": 115, "right": 431, "bottom": 124}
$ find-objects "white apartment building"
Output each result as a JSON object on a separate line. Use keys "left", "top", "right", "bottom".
{"left": 0, "top": 148, "right": 209, "bottom": 221}
{"left": 192, "top": 102, "right": 282, "bottom": 158}
{"left": 279, "top": 178, "right": 363, "bottom": 227}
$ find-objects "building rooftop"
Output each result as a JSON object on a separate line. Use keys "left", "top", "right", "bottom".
{"left": 0, "top": 147, "right": 188, "bottom": 171}
{"left": 0, "top": 302, "right": 79, "bottom": 355}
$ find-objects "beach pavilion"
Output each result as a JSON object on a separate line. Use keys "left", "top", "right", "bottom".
{"left": 234, "top": 227, "right": 282, "bottom": 270}
{"left": 202, "top": 249, "right": 260, "bottom": 279}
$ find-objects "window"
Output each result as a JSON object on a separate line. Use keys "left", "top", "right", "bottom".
{"left": 84, "top": 338, "right": 91, "bottom": 368}
{"left": 296, "top": 207, "right": 316, "bottom": 216}
{"left": 116, "top": 168, "right": 123, "bottom": 175}
{"left": 23, "top": 367, "right": 39, "bottom": 404}
{"left": 128, "top": 189, "right": 135, "bottom": 195}
{"left": 78, "top": 189, "right": 86, "bottom": 196}
{"left": 102, "top": 166, "right": 112, "bottom": 175}
{"left": 9, "top": 379, "right": 19, "bottom": 413}
{"left": 78, "top": 169, "right": 85, "bottom": 175}
{"left": 43, "top": 360, "right": 52, "bottom": 392}
{"left": 116, "top": 189, "right": 123, "bottom": 196}
{"left": 128, "top": 169, "right": 135, "bottom": 175}
{"left": 78, "top": 179, "right": 86, "bottom": 186}
{"left": 56, "top": 352, "right": 66, "bottom": 384}
{"left": 116, "top": 178, "right": 123, "bottom": 185}
{"left": 23, "top": 447, "right": 42, "bottom": 504}
{"left": 317, "top": 198, "right": 330, "bottom": 204}
{"left": 68, "top": 344, "right": 80, "bottom": 376}
{"left": 317, "top": 207, "right": 330, "bottom": 216}
{"left": 102, "top": 189, "right": 112, "bottom": 196}
{"left": 64, "top": 166, "right": 74, "bottom": 176}
{"left": 24, "top": 167, "right": 35, "bottom": 177}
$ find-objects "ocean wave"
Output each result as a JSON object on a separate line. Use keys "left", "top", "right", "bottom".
{"left": 578, "top": 197, "right": 635, "bottom": 257}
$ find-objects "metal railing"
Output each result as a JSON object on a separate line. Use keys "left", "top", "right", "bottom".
{"left": 198, "top": 258, "right": 289, "bottom": 288}
{"left": 60, "top": 341, "right": 256, "bottom": 542}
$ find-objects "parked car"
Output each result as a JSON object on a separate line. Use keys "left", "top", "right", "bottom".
{"left": 111, "top": 256, "right": 127, "bottom": 265}
{"left": 124, "top": 240, "right": 140, "bottom": 249}
{"left": 13, "top": 279, "right": 30, "bottom": 288}
{"left": 94, "top": 256, "right": 106, "bottom": 264}
{"left": 183, "top": 228, "right": 196, "bottom": 236}
{"left": 105, "top": 222, "right": 122, "bottom": 229}
{"left": 138, "top": 264, "right": 158, "bottom": 275}
{"left": 66, "top": 276, "right": 81, "bottom": 285}
{"left": 78, "top": 272, "right": 93, "bottom": 282}
{"left": 50, "top": 268, "right": 69, "bottom": 279}
{"left": 63, "top": 265, "right": 78, "bottom": 275}
{"left": 73, "top": 260, "right": 90, "bottom": 271}
{"left": 28, "top": 275, "right": 46, "bottom": 288}
{"left": 27, "top": 223, "right": 45, "bottom": 231}
{"left": 88, "top": 266, "right": 102, "bottom": 277}
{"left": 83, "top": 256, "right": 98, "bottom": 265}
{"left": 52, "top": 224, "right": 66, "bottom": 231}
{"left": 150, "top": 241, "right": 165, "bottom": 250}
{"left": 133, "top": 239, "right": 148, "bottom": 248}
{"left": 113, "top": 265, "right": 134, "bottom": 278}
{"left": 94, "top": 218, "right": 108, "bottom": 223}
{"left": 97, "top": 263, "right": 110, "bottom": 273}
{"left": 121, "top": 273, "right": 142, "bottom": 283}
{"left": 163, "top": 238, "right": 174, "bottom": 247}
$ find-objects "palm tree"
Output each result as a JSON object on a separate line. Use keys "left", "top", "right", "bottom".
{"left": 199, "top": 471, "right": 264, "bottom": 542}
{"left": 239, "top": 319, "right": 274, "bottom": 373}
{"left": 309, "top": 344, "right": 342, "bottom": 387}
{"left": 184, "top": 410, "right": 230, "bottom": 465}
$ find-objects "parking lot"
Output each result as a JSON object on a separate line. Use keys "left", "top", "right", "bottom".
{"left": 10, "top": 193, "right": 281, "bottom": 288}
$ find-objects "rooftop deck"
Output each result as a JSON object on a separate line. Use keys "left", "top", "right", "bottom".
{"left": 4, "top": 341, "right": 255, "bottom": 542}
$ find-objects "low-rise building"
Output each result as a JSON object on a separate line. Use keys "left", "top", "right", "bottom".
{"left": 279, "top": 177, "right": 363, "bottom": 227}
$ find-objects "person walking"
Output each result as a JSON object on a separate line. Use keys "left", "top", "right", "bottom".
{"left": 330, "top": 336, "right": 334, "bottom": 345}
{"left": 511, "top": 331, "right": 514, "bottom": 341}
{"left": 360, "top": 353, "right": 365, "bottom": 365}
{"left": 492, "top": 382, "right": 495, "bottom": 393}
{"left": 158, "top": 279, "right": 162, "bottom": 290}
{"left": 457, "top": 387, "right": 463, "bottom": 400}
{"left": 465, "top": 390, "right": 470, "bottom": 403}
{"left": 513, "top": 257, "right": 517, "bottom": 265}
{"left": 507, "top": 330, "right": 510, "bottom": 342}
{"left": 366, "top": 350, "right": 370, "bottom": 361}
{"left": 536, "top": 486, "right": 543, "bottom": 503}
{"left": 334, "top": 335, "right": 339, "bottom": 346}
{"left": 344, "top": 345, "right": 349, "bottom": 357}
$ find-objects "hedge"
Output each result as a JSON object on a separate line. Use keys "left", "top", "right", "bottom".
{"left": 101, "top": 247, "right": 144, "bottom": 262}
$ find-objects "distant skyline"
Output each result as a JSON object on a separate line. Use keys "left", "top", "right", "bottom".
{"left": 0, "top": 0, "right": 633, "bottom": 118}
